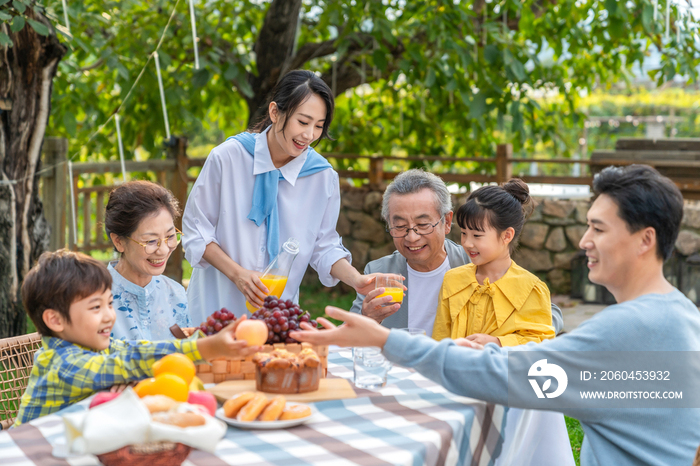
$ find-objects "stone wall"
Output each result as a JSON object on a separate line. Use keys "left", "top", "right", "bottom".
{"left": 333, "top": 183, "right": 700, "bottom": 300}
{"left": 510, "top": 199, "right": 588, "bottom": 294}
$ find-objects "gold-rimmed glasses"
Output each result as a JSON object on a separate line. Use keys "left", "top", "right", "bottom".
{"left": 128, "top": 228, "right": 182, "bottom": 254}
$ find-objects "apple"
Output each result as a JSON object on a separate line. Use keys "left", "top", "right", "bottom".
{"left": 89, "top": 392, "right": 120, "bottom": 409}
{"left": 187, "top": 391, "right": 217, "bottom": 416}
{"left": 235, "top": 319, "right": 268, "bottom": 347}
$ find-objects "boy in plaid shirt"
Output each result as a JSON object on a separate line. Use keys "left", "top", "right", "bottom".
{"left": 14, "top": 249, "right": 259, "bottom": 426}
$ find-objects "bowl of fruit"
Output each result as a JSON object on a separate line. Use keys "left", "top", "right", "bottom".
{"left": 179, "top": 296, "right": 327, "bottom": 384}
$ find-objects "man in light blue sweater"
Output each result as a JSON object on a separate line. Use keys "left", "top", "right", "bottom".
{"left": 292, "top": 165, "right": 700, "bottom": 465}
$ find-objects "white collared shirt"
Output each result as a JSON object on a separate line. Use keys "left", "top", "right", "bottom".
{"left": 182, "top": 128, "right": 350, "bottom": 325}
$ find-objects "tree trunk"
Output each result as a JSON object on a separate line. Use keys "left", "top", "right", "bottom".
{"left": 247, "top": 0, "right": 303, "bottom": 126}
{"left": 0, "top": 15, "right": 66, "bottom": 338}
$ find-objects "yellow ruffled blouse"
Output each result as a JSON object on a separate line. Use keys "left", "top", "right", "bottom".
{"left": 431, "top": 261, "right": 555, "bottom": 346}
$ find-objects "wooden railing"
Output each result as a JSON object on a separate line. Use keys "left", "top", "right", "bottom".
{"left": 39, "top": 136, "right": 700, "bottom": 283}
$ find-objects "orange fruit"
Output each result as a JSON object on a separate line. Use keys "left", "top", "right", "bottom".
{"left": 134, "top": 373, "right": 189, "bottom": 402}
{"left": 152, "top": 353, "right": 195, "bottom": 386}
{"left": 134, "top": 377, "right": 157, "bottom": 397}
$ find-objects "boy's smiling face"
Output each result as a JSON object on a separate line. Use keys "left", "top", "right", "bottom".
{"left": 44, "top": 288, "right": 115, "bottom": 351}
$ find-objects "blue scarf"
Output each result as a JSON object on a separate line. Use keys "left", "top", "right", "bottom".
{"left": 227, "top": 131, "right": 332, "bottom": 259}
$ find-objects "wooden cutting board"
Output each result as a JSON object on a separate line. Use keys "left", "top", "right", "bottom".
{"left": 207, "top": 378, "right": 357, "bottom": 403}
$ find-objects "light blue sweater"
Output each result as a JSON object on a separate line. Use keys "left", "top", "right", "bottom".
{"left": 383, "top": 289, "right": 700, "bottom": 465}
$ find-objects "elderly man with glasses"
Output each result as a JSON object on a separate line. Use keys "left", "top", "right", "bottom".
{"left": 350, "top": 169, "right": 564, "bottom": 336}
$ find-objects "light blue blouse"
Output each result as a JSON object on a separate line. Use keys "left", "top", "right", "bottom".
{"left": 108, "top": 262, "right": 192, "bottom": 341}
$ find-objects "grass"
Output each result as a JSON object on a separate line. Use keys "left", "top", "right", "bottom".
{"left": 299, "top": 281, "right": 355, "bottom": 325}
{"left": 566, "top": 416, "right": 584, "bottom": 465}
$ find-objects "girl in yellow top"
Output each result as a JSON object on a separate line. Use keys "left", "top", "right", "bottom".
{"left": 432, "top": 179, "right": 555, "bottom": 347}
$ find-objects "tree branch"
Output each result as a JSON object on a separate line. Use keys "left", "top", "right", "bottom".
{"left": 288, "top": 39, "right": 336, "bottom": 70}
{"left": 321, "top": 37, "right": 406, "bottom": 97}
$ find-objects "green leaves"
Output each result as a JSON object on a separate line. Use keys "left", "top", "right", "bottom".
{"left": 9, "top": 14, "right": 23, "bottom": 32}
{"left": 469, "top": 93, "right": 487, "bottom": 119}
{"left": 11, "top": 0, "right": 25, "bottom": 14}
{"left": 0, "top": 31, "right": 11, "bottom": 47}
{"left": 604, "top": 0, "right": 618, "bottom": 16}
{"left": 484, "top": 45, "right": 501, "bottom": 65}
{"left": 27, "top": 18, "right": 48, "bottom": 36}
{"left": 504, "top": 50, "right": 526, "bottom": 81}
{"left": 62, "top": 111, "right": 77, "bottom": 137}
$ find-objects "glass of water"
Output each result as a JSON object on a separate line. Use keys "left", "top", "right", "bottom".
{"left": 353, "top": 347, "right": 391, "bottom": 389}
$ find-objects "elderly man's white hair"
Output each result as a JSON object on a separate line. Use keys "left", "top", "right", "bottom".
{"left": 381, "top": 169, "right": 452, "bottom": 222}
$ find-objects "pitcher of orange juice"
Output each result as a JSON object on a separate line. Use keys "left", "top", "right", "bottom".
{"left": 246, "top": 237, "right": 300, "bottom": 312}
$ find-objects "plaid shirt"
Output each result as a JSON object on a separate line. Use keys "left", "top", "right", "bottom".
{"left": 13, "top": 334, "right": 204, "bottom": 427}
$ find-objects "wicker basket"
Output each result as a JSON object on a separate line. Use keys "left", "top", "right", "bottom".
{"left": 96, "top": 441, "right": 191, "bottom": 466}
{"left": 0, "top": 333, "right": 42, "bottom": 429}
{"left": 181, "top": 328, "right": 328, "bottom": 384}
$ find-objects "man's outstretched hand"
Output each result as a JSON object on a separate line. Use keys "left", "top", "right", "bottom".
{"left": 289, "top": 306, "right": 391, "bottom": 349}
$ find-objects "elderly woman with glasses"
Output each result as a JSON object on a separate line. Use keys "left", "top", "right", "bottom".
{"left": 105, "top": 180, "right": 191, "bottom": 341}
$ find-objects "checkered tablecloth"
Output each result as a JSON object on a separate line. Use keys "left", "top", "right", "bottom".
{"left": 0, "top": 348, "right": 507, "bottom": 466}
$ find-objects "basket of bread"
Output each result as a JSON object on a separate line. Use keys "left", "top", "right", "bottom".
{"left": 177, "top": 298, "right": 328, "bottom": 384}
{"left": 62, "top": 354, "right": 225, "bottom": 466}
{"left": 95, "top": 395, "right": 209, "bottom": 466}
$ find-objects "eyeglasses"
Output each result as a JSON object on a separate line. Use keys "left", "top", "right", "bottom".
{"left": 386, "top": 217, "right": 443, "bottom": 238}
{"left": 128, "top": 229, "right": 182, "bottom": 254}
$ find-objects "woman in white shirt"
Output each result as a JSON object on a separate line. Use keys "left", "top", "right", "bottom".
{"left": 106, "top": 181, "right": 192, "bottom": 340}
{"left": 183, "top": 70, "right": 379, "bottom": 330}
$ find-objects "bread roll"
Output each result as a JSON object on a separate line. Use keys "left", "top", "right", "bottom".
{"left": 266, "top": 358, "right": 292, "bottom": 370}
{"left": 279, "top": 404, "right": 312, "bottom": 420}
{"left": 223, "top": 392, "right": 256, "bottom": 418}
{"left": 258, "top": 396, "right": 286, "bottom": 421}
{"left": 141, "top": 395, "right": 177, "bottom": 413}
{"left": 236, "top": 393, "right": 268, "bottom": 422}
{"left": 152, "top": 411, "right": 206, "bottom": 427}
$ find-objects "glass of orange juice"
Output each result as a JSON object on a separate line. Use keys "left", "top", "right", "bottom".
{"left": 375, "top": 275, "right": 405, "bottom": 305}
{"left": 245, "top": 275, "right": 289, "bottom": 312}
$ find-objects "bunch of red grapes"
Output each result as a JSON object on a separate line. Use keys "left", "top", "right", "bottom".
{"left": 250, "top": 296, "right": 318, "bottom": 344}
{"left": 197, "top": 308, "right": 237, "bottom": 336}
{"left": 196, "top": 297, "right": 318, "bottom": 344}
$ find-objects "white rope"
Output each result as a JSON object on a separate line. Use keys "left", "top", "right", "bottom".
{"left": 331, "top": 55, "right": 337, "bottom": 96}
{"left": 61, "top": 0, "right": 70, "bottom": 34}
{"left": 154, "top": 51, "right": 171, "bottom": 140}
{"left": 68, "top": 160, "right": 78, "bottom": 247}
{"left": 654, "top": 0, "right": 658, "bottom": 21}
{"left": 115, "top": 114, "right": 127, "bottom": 182}
{"left": 188, "top": 0, "right": 200, "bottom": 70}
{"left": 373, "top": 39, "right": 378, "bottom": 79}
{"left": 361, "top": 56, "right": 366, "bottom": 85}
{"left": 483, "top": 2, "right": 487, "bottom": 46}
{"left": 666, "top": 0, "right": 671, "bottom": 41}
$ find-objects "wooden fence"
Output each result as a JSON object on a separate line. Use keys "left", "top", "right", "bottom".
{"left": 39, "top": 136, "right": 700, "bottom": 283}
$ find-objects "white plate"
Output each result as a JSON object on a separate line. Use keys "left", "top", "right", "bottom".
{"left": 215, "top": 403, "right": 314, "bottom": 430}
